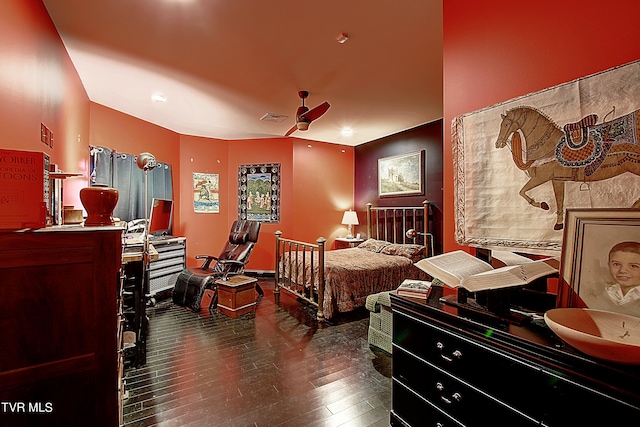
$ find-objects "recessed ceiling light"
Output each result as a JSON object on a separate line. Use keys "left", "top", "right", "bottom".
{"left": 151, "top": 92, "right": 167, "bottom": 103}
{"left": 341, "top": 127, "right": 354, "bottom": 137}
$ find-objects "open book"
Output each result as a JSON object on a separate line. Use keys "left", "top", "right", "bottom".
{"left": 414, "top": 250, "right": 559, "bottom": 292}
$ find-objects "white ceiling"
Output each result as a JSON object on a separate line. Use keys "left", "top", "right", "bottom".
{"left": 42, "top": 0, "right": 443, "bottom": 146}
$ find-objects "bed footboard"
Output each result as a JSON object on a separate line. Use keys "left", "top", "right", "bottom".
{"left": 274, "top": 231, "right": 326, "bottom": 321}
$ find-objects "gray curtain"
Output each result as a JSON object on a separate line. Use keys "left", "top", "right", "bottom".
{"left": 90, "top": 146, "right": 173, "bottom": 222}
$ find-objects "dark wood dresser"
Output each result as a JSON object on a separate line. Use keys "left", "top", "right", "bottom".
{"left": 0, "top": 227, "right": 123, "bottom": 426}
{"left": 390, "top": 288, "right": 640, "bottom": 427}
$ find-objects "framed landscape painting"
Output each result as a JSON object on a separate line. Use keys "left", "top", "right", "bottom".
{"left": 378, "top": 151, "right": 424, "bottom": 197}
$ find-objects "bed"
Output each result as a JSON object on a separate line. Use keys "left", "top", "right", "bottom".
{"left": 274, "top": 202, "right": 433, "bottom": 321}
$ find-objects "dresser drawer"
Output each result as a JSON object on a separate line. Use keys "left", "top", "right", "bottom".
{"left": 394, "top": 310, "right": 551, "bottom": 420}
{"left": 537, "top": 374, "right": 640, "bottom": 425}
{"left": 392, "top": 378, "right": 463, "bottom": 427}
{"left": 394, "top": 347, "right": 538, "bottom": 426}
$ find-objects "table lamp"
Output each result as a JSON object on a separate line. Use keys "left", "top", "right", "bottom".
{"left": 341, "top": 210, "right": 359, "bottom": 239}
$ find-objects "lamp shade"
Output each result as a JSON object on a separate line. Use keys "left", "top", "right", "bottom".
{"left": 341, "top": 210, "right": 359, "bottom": 226}
{"left": 136, "top": 152, "right": 157, "bottom": 170}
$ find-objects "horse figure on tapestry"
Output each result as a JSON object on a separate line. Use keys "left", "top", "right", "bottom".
{"left": 495, "top": 106, "right": 640, "bottom": 230}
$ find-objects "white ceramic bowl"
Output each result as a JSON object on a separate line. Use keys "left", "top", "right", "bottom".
{"left": 544, "top": 308, "right": 640, "bottom": 364}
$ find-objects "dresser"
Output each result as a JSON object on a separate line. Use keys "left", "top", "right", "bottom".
{"left": 0, "top": 227, "right": 123, "bottom": 426}
{"left": 390, "top": 288, "right": 640, "bottom": 427}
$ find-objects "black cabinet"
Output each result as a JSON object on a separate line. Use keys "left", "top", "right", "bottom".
{"left": 391, "top": 290, "right": 640, "bottom": 426}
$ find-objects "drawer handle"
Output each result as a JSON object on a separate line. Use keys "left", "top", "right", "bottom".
{"left": 441, "top": 392, "right": 462, "bottom": 405}
{"left": 436, "top": 341, "right": 462, "bottom": 362}
{"left": 436, "top": 382, "right": 462, "bottom": 405}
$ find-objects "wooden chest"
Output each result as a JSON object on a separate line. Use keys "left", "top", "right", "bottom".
{"left": 215, "top": 275, "right": 258, "bottom": 318}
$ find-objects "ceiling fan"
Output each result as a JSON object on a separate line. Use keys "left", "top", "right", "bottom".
{"left": 284, "top": 90, "right": 330, "bottom": 136}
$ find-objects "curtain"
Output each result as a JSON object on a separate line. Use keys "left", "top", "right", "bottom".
{"left": 90, "top": 146, "right": 173, "bottom": 222}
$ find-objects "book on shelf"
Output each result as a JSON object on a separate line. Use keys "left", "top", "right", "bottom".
{"left": 414, "top": 250, "right": 559, "bottom": 292}
{"left": 396, "top": 279, "right": 432, "bottom": 299}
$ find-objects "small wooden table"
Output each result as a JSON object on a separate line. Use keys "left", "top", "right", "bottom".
{"left": 215, "top": 275, "right": 258, "bottom": 318}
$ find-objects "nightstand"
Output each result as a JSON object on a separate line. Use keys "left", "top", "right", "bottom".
{"left": 335, "top": 237, "right": 364, "bottom": 248}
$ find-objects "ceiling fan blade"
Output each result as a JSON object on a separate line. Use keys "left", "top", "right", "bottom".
{"left": 284, "top": 124, "right": 298, "bottom": 136}
{"left": 283, "top": 92, "right": 329, "bottom": 136}
{"left": 300, "top": 101, "right": 330, "bottom": 122}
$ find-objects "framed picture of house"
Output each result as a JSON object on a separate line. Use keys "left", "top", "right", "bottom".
{"left": 378, "top": 150, "right": 424, "bottom": 197}
{"left": 560, "top": 208, "right": 640, "bottom": 318}
{"left": 238, "top": 163, "right": 281, "bottom": 223}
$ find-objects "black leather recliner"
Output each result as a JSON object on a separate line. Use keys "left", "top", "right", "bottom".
{"left": 172, "top": 220, "right": 261, "bottom": 311}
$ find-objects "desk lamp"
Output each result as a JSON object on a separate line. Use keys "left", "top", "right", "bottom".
{"left": 406, "top": 228, "right": 435, "bottom": 257}
{"left": 341, "top": 210, "right": 359, "bottom": 239}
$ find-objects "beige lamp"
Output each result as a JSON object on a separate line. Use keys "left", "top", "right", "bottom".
{"left": 341, "top": 210, "right": 359, "bottom": 239}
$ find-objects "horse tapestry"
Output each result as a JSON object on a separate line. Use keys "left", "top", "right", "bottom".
{"left": 452, "top": 60, "right": 640, "bottom": 253}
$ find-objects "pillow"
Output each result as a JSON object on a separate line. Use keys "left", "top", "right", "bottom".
{"left": 357, "top": 238, "right": 391, "bottom": 253}
{"left": 380, "top": 243, "right": 425, "bottom": 263}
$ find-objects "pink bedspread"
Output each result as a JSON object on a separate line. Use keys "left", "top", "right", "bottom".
{"left": 281, "top": 247, "right": 429, "bottom": 320}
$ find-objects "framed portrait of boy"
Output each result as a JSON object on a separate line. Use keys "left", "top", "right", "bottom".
{"left": 559, "top": 208, "right": 640, "bottom": 318}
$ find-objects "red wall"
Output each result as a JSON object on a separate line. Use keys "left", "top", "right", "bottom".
{"left": 89, "top": 103, "right": 182, "bottom": 230}
{"left": 443, "top": 0, "right": 640, "bottom": 252}
{"left": 178, "top": 136, "right": 354, "bottom": 271}
{"left": 225, "top": 138, "right": 294, "bottom": 271}
{"left": 0, "top": 0, "right": 90, "bottom": 210}
{"left": 292, "top": 140, "right": 355, "bottom": 246}
{"left": 178, "top": 135, "right": 230, "bottom": 265}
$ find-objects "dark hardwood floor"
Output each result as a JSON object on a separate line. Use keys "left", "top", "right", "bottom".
{"left": 122, "top": 278, "right": 393, "bottom": 427}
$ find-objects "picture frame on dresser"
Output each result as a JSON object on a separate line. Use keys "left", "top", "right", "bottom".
{"left": 558, "top": 208, "right": 640, "bottom": 317}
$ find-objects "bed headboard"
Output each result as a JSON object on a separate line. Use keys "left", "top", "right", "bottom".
{"left": 366, "top": 201, "right": 432, "bottom": 255}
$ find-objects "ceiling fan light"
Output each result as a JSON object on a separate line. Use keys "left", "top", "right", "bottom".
{"left": 296, "top": 122, "right": 309, "bottom": 131}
